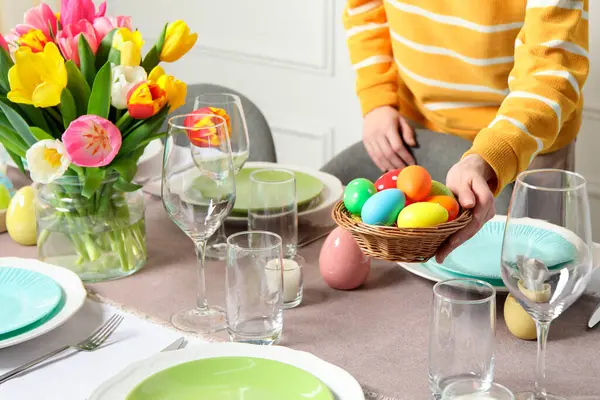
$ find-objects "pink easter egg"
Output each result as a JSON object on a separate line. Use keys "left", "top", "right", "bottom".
{"left": 319, "top": 226, "right": 371, "bottom": 290}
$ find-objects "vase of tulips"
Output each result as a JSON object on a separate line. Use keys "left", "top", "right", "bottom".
{"left": 0, "top": 0, "right": 197, "bottom": 281}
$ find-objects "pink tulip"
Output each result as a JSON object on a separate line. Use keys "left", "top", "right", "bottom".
{"left": 60, "top": 0, "right": 106, "bottom": 27}
{"left": 0, "top": 34, "right": 8, "bottom": 53}
{"left": 62, "top": 115, "right": 122, "bottom": 167}
{"left": 93, "top": 16, "right": 132, "bottom": 41}
{"left": 14, "top": 3, "right": 58, "bottom": 38}
{"left": 56, "top": 20, "right": 99, "bottom": 66}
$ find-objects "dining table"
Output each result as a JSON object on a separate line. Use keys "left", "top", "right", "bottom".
{"left": 1, "top": 168, "right": 600, "bottom": 400}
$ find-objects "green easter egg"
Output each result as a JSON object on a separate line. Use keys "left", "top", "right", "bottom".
{"left": 0, "top": 184, "right": 10, "bottom": 210}
{"left": 343, "top": 178, "right": 376, "bottom": 215}
{"left": 429, "top": 180, "right": 455, "bottom": 199}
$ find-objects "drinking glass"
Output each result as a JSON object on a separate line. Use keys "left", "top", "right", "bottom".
{"left": 195, "top": 94, "right": 250, "bottom": 261}
{"left": 226, "top": 231, "right": 284, "bottom": 345}
{"left": 428, "top": 279, "right": 496, "bottom": 398}
{"left": 162, "top": 113, "right": 236, "bottom": 333}
{"left": 248, "top": 169, "right": 298, "bottom": 258}
{"left": 500, "top": 169, "right": 593, "bottom": 400}
{"left": 442, "top": 379, "right": 515, "bottom": 400}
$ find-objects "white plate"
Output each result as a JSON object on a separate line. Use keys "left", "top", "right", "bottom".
{"left": 0, "top": 258, "right": 86, "bottom": 349}
{"left": 3, "top": 139, "right": 162, "bottom": 170}
{"left": 397, "top": 215, "right": 600, "bottom": 294}
{"left": 90, "top": 342, "right": 364, "bottom": 400}
{"left": 227, "top": 162, "right": 343, "bottom": 227}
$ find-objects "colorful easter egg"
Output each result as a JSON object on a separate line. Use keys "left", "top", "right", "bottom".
{"left": 361, "top": 189, "right": 405, "bottom": 226}
{"left": 396, "top": 165, "right": 432, "bottom": 203}
{"left": 426, "top": 195, "right": 460, "bottom": 221}
{"left": 397, "top": 202, "right": 448, "bottom": 228}
{"left": 429, "top": 180, "right": 455, "bottom": 199}
{"left": 319, "top": 226, "right": 371, "bottom": 290}
{"left": 343, "top": 178, "right": 376, "bottom": 215}
{"left": 374, "top": 168, "right": 402, "bottom": 192}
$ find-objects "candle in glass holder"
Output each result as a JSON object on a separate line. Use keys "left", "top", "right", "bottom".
{"left": 265, "top": 255, "right": 304, "bottom": 309}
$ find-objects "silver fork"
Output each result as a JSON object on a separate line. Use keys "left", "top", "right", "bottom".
{"left": 0, "top": 314, "right": 124, "bottom": 384}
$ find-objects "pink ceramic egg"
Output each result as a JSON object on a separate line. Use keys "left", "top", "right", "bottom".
{"left": 319, "top": 227, "right": 371, "bottom": 290}
{"left": 374, "top": 168, "right": 402, "bottom": 192}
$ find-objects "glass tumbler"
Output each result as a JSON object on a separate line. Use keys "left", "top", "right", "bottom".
{"left": 429, "top": 279, "right": 497, "bottom": 398}
{"left": 248, "top": 169, "right": 298, "bottom": 258}
{"left": 442, "top": 379, "right": 515, "bottom": 400}
{"left": 226, "top": 231, "right": 284, "bottom": 345}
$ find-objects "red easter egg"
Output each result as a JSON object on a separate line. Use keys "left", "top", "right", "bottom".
{"left": 319, "top": 227, "right": 371, "bottom": 290}
{"left": 374, "top": 168, "right": 402, "bottom": 192}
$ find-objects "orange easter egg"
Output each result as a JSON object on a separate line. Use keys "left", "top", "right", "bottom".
{"left": 396, "top": 165, "right": 432, "bottom": 203}
{"left": 426, "top": 195, "right": 460, "bottom": 221}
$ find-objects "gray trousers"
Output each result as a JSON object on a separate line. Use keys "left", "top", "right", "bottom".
{"left": 321, "top": 128, "right": 575, "bottom": 216}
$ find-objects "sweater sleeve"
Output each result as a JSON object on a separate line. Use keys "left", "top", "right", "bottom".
{"left": 464, "top": 0, "right": 589, "bottom": 195}
{"left": 344, "top": 0, "right": 398, "bottom": 116}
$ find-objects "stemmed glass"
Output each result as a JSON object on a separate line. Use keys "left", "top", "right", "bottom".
{"left": 500, "top": 169, "right": 593, "bottom": 400}
{"left": 194, "top": 94, "right": 250, "bottom": 260}
{"left": 162, "top": 113, "right": 236, "bottom": 333}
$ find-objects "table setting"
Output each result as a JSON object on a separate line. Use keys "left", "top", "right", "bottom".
{"left": 1, "top": 1, "right": 600, "bottom": 399}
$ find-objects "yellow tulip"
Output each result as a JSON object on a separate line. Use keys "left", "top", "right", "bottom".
{"left": 148, "top": 66, "right": 187, "bottom": 111}
{"left": 18, "top": 29, "right": 51, "bottom": 53}
{"left": 7, "top": 42, "right": 67, "bottom": 108}
{"left": 160, "top": 20, "right": 197, "bottom": 63}
{"left": 113, "top": 27, "right": 144, "bottom": 67}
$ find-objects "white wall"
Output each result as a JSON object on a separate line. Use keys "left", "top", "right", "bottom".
{"left": 3, "top": 0, "right": 600, "bottom": 239}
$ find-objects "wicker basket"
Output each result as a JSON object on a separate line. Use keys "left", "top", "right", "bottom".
{"left": 332, "top": 200, "right": 472, "bottom": 263}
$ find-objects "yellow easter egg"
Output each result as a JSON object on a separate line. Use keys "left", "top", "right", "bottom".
{"left": 397, "top": 202, "right": 448, "bottom": 228}
{"left": 6, "top": 186, "right": 37, "bottom": 246}
{"left": 504, "top": 294, "right": 537, "bottom": 340}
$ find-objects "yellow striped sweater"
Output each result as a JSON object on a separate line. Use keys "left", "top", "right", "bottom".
{"left": 344, "top": 0, "right": 589, "bottom": 194}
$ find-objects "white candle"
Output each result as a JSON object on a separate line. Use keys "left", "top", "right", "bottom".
{"left": 265, "top": 258, "right": 302, "bottom": 303}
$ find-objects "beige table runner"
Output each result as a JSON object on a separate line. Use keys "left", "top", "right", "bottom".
{"left": 2, "top": 171, "right": 600, "bottom": 399}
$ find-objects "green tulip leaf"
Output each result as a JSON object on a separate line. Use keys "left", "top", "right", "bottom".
{"left": 0, "top": 47, "right": 14, "bottom": 93}
{"left": 17, "top": 105, "right": 52, "bottom": 135}
{"left": 113, "top": 176, "right": 142, "bottom": 193}
{"left": 65, "top": 60, "right": 91, "bottom": 116}
{"left": 78, "top": 35, "right": 97, "bottom": 88}
{"left": 60, "top": 88, "right": 77, "bottom": 129}
{"left": 82, "top": 167, "right": 106, "bottom": 199}
{"left": 95, "top": 29, "right": 117, "bottom": 70}
{"left": 88, "top": 62, "right": 112, "bottom": 119}
{"left": 5, "top": 147, "right": 25, "bottom": 174}
{"left": 156, "top": 23, "right": 168, "bottom": 57}
{"left": 0, "top": 125, "right": 27, "bottom": 157}
{"left": 119, "top": 107, "right": 168, "bottom": 155}
{"left": 141, "top": 47, "right": 159, "bottom": 74}
{"left": 29, "top": 127, "right": 54, "bottom": 141}
{"left": 0, "top": 100, "right": 36, "bottom": 146}
{"left": 110, "top": 157, "right": 138, "bottom": 182}
{"left": 108, "top": 48, "right": 121, "bottom": 66}
{"left": 134, "top": 131, "right": 166, "bottom": 150}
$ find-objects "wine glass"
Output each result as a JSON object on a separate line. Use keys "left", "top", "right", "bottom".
{"left": 194, "top": 93, "right": 250, "bottom": 260}
{"left": 500, "top": 169, "right": 593, "bottom": 400}
{"left": 162, "top": 113, "right": 236, "bottom": 333}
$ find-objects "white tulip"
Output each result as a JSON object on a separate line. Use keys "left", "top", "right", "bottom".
{"left": 25, "top": 139, "right": 71, "bottom": 184}
{"left": 110, "top": 65, "right": 147, "bottom": 109}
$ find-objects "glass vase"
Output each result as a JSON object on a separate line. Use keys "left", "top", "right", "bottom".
{"left": 35, "top": 172, "right": 147, "bottom": 282}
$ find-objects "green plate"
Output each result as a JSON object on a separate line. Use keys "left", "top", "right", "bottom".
{"left": 233, "top": 168, "right": 324, "bottom": 213}
{"left": 125, "top": 356, "right": 334, "bottom": 400}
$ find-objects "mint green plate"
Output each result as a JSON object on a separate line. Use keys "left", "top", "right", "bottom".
{"left": 233, "top": 168, "right": 324, "bottom": 213}
{"left": 125, "top": 356, "right": 334, "bottom": 400}
{"left": 0, "top": 267, "right": 62, "bottom": 335}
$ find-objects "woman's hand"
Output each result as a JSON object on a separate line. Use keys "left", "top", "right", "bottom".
{"left": 436, "top": 154, "right": 496, "bottom": 262}
{"left": 362, "top": 106, "right": 416, "bottom": 172}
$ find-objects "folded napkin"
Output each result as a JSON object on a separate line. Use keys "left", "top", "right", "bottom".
{"left": 0, "top": 300, "right": 202, "bottom": 400}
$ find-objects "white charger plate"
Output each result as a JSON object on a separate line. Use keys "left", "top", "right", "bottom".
{"left": 0, "top": 258, "right": 86, "bottom": 349}
{"left": 89, "top": 342, "right": 364, "bottom": 400}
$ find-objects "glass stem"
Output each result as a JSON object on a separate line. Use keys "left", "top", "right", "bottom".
{"left": 534, "top": 321, "right": 551, "bottom": 399}
{"left": 216, "top": 224, "right": 227, "bottom": 242}
{"left": 194, "top": 240, "right": 209, "bottom": 311}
